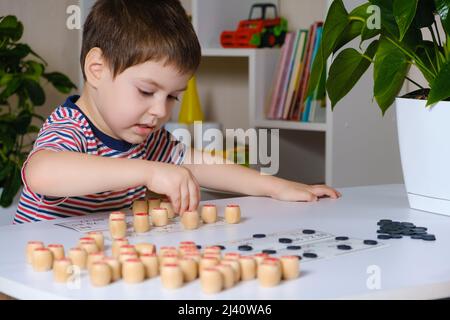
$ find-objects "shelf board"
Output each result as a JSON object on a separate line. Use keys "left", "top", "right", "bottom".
{"left": 202, "top": 47, "right": 278, "bottom": 57}
{"left": 254, "top": 119, "right": 327, "bottom": 132}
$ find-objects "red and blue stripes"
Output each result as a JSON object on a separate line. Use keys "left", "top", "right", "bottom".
{"left": 14, "top": 96, "right": 186, "bottom": 224}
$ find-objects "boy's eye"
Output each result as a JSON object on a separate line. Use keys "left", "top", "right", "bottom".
{"left": 138, "top": 89, "right": 154, "bottom": 97}
{"left": 139, "top": 89, "right": 179, "bottom": 101}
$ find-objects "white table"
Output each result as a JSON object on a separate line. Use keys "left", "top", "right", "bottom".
{"left": 1, "top": 184, "right": 449, "bottom": 300}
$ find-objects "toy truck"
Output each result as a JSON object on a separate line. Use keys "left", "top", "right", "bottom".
{"left": 220, "top": 3, "right": 288, "bottom": 48}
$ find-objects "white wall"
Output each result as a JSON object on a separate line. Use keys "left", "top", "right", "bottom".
{"left": 0, "top": 0, "right": 80, "bottom": 224}
{"left": 0, "top": 0, "right": 81, "bottom": 118}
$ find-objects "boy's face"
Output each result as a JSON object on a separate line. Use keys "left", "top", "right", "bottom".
{"left": 94, "top": 59, "right": 191, "bottom": 145}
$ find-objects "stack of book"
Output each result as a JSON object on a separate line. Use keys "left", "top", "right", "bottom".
{"left": 267, "top": 22, "right": 326, "bottom": 123}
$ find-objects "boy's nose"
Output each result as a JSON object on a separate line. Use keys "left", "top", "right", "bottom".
{"left": 149, "top": 100, "right": 167, "bottom": 119}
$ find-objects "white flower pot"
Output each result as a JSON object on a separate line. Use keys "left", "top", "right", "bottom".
{"left": 396, "top": 97, "right": 450, "bottom": 216}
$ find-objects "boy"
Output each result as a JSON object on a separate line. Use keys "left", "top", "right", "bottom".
{"left": 14, "top": 0, "right": 340, "bottom": 224}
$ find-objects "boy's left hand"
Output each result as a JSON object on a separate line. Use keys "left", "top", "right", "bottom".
{"left": 269, "top": 179, "right": 341, "bottom": 202}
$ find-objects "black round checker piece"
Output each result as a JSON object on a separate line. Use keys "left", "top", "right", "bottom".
{"left": 303, "top": 253, "right": 317, "bottom": 259}
{"left": 422, "top": 234, "right": 436, "bottom": 241}
{"left": 335, "top": 236, "right": 349, "bottom": 241}
{"left": 303, "top": 229, "right": 316, "bottom": 234}
{"left": 381, "top": 224, "right": 401, "bottom": 230}
{"left": 262, "top": 249, "right": 277, "bottom": 255}
{"left": 337, "top": 245, "right": 352, "bottom": 250}
{"left": 253, "top": 234, "right": 266, "bottom": 238}
{"left": 287, "top": 245, "right": 302, "bottom": 250}
{"left": 196, "top": 245, "right": 202, "bottom": 249}
{"left": 388, "top": 230, "right": 404, "bottom": 235}
{"left": 401, "top": 222, "right": 415, "bottom": 227}
{"left": 363, "top": 240, "right": 378, "bottom": 246}
{"left": 377, "top": 234, "right": 391, "bottom": 240}
{"left": 238, "top": 245, "right": 253, "bottom": 251}
{"left": 279, "top": 238, "right": 293, "bottom": 244}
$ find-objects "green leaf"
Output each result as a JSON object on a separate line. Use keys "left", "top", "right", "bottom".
{"left": 24, "top": 61, "right": 44, "bottom": 81}
{"left": 369, "top": 0, "right": 400, "bottom": 37}
{"left": 333, "top": 21, "right": 364, "bottom": 53}
{"left": 15, "top": 111, "right": 32, "bottom": 135}
{"left": 0, "top": 72, "right": 13, "bottom": 87}
{"left": 322, "top": 0, "right": 349, "bottom": 58}
{"left": 427, "top": 59, "right": 450, "bottom": 105}
{"left": 307, "top": 0, "right": 349, "bottom": 99}
{"left": 445, "top": 34, "right": 450, "bottom": 57}
{"left": 333, "top": 3, "right": 381, "bottom": 53}
{"left": 374, "top": 37, "right": 410, "bottom": 114}
{"left": 351, "top": 3, "right": 382, "bottom": 42}
{"left": 0, "top": 132, "right": 15, "bottom": 152}
{"left": 333, "top": 2, "right": 394, "bottom": 53}
{"left": 327, "top": 40, "right": 379, "bottom": 108}
{"left": 0, "top": 114, "right": 18, "bottom": 152}
{"left": 0, "top": 161, "right": 13, "bottom": 181}
{"left": 414, "top": 0, "right": 436, "bottom": 28}
{"left": 0, "top": 77, "right": 20, "bottom": 101}
{"left": 434, "top": 0, "right": 450, "bottom": 34}
{"left": 393, "top": 0, "right": 419, "bottom": 41}
{"left": 27, "top": 125, "right": 40, "bottom": 134}
{"left": 401, "top": 26, "right": 424, "bottom": 52}
{"left": 23, "top": 79, "right": 45, "bottom": 106}
{"left": 416, "top": 41, "right": 443, "bottom": 83}
{"left": 0, "top": 44, "right": 46, "bottom": 71}
{"left": 0, "top": 15, "right": 23, "bottom": 42}
{"left": 0, "top": 44, "right": 32, "bottom": 70}
{"left": 43, "top": 72, "right": 77, "bottom": 94}
{"left": 0, "top": 164, "right": 22, "bottom": 208}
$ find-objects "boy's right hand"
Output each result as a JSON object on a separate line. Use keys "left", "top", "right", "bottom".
{"left": 145, "top": 162, "right": 200, "bottom": 215}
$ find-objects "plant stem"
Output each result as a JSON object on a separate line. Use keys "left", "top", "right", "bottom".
{"left": 5, "top": 100, "right": 12, "bottom": 114}
{"left": 385, "top": 36, "right": 436, "bottom": 80}
{"left": 406, "top": 76, "right": 424, "bottom": 89}
{"left": 434, "top": 17, "right": 442, "bottom": 47}
{"left": 18, "top": 135, "right": 24, "bottom": 153}
{"left": 361, "top": 54, "right": 374, "bottom": 63}
{"left": 428, "top": 26, "right": 442, "bottom": 69}
{"left": 348, "top": 16, "right": 365, "bottom": 23}
{"left": 0, "top": 150, "right": 7, "bottom": 162}
{"left": 424, "top": 49, "right": 438, "bottom": 74}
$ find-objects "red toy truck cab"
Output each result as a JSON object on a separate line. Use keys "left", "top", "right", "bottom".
{"left": 221, "top": 3, "right": 287, "bottom": 48}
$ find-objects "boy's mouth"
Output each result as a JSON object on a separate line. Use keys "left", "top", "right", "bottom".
{"left": 134, "top": 124, "right": 156, "bottom": 136}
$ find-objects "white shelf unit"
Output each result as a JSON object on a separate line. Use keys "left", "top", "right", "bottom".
{"left": 203, "top": 51, "right": 328, "bottom": 133}
{"left": 77, "top": 0, "right": 403, "bottom": 187}
{"left": 199, "top": 0, "right": 405, "bottom": 187}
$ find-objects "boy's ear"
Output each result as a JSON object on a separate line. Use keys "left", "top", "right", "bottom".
{"left": 84, "top": 47, "right": 107, "bottom": 88}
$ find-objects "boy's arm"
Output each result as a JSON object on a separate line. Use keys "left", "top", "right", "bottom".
{"left": 182, "top": 148, "right": 340, "bottom": 202}
{"left": 25, "top": 150, "right": 149, "bottom": 197}
{"left": 25, "top": 150, "right": 200, "bottom": 213}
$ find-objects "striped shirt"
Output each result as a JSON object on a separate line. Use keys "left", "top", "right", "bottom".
{"left": 14, "top": 95, "right": 186, "bottom": 224}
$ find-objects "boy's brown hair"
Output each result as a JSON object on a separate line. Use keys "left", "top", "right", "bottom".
{"left": 80, "top": 0, "right": 201, "bottom": 80}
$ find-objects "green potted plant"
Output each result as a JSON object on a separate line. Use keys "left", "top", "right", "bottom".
{"left": 0, "top": 15, "right": 77, "bottom": 208}
{"left": 308, "top": 0, "right": 450, "bottom": 216}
